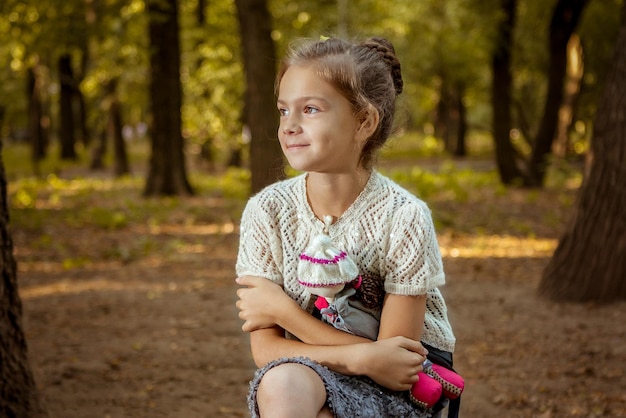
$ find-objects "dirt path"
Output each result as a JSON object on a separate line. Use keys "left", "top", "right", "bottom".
{"left": 13, "top": 182, "right": 626, "bottom": 417}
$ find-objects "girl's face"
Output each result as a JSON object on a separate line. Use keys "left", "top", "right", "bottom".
{"left": 277, "top": 65, "right": 364, "bottom": 174}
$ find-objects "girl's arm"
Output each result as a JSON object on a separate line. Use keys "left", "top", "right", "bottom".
{"left": 237, "top": 275, "right": 429, "bottom": 390}
{"left": 378, "top": 293, "right": 427, "bottom": 341}
{"left": 248, "top": 326, "right": 426, "bottom": 392}
{"left": 236, "top": 275, "right": 426, "bottom": 345}
{"left": 236, "top": 275, "right": 370, "bottom": 346}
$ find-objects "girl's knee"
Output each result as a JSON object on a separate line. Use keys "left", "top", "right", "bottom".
{"left": 259, "top": 363, "right": 325, "bottom": 397}
{"left": 257, "top": 363, "right": 327, "bottom": 418}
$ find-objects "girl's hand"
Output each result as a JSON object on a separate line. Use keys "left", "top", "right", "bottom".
{"left": 355, "top": 336, "right": 428, "bottom": 391}
{"left": 235, "top": 276, "right": 298, "bottom": 332}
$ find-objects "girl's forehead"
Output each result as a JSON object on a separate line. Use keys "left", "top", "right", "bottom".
{"left": 282, "top": 64, "right": 322, "bottom": 82}
{"left": 279, "top": 66, "right": 333, "bottom": 95}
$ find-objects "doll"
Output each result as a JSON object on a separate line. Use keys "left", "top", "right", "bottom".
{"left": 297, "top": 217, "right": 464, "bottom": 410}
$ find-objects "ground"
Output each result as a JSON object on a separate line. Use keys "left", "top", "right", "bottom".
{"left": 12, "top": 166, "right": 626, "bottom": 418}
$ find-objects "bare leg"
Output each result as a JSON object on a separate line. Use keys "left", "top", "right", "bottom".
{"left": 257, "top": 363, "right": 329, "bottom": 418}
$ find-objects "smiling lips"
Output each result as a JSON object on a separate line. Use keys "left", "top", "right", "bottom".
{"left": 285, "top": 143, "right": 309, "bottom": 150}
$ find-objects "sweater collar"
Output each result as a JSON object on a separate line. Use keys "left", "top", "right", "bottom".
{"left": 298, "top": 171, "right": 379, "bottom": 234}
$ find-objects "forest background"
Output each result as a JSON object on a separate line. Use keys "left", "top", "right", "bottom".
{"left": 0, "top": 0, "right": 625, "bottom": 417}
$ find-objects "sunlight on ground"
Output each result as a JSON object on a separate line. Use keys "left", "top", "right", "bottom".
{"left": 141, "top": 222, "right": 236, "bottom": 235}
{"left": 19, "top": 276, "right": 211, "bottom": 300}
{"left": 17, "top": 233, "right": 558, "bottom": 300}
{"left": 19, "top": 277, "right": 169, "bottom": 299}
{"left": 439, "top": 234, "right": 556, "bottom": 258}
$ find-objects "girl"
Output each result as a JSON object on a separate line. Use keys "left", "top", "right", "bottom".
{"left": 236, "top": 36, "right": 458, "bottom": 418}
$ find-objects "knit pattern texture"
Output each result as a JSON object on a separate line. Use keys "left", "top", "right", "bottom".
{"left": 236, "top": 171, "right": 456, "bottom": 352}
{"left": 248, "top": 357, "right": 433, "bottom": 418}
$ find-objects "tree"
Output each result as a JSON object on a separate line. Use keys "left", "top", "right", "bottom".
{"left": 27, "top": 64, "right": 48, "bottom": 175}
{"left": 491, "top": 0, "right": 525, "bottom": 184}
{"left": 144, "top": 0, "right": 193, "bottom": 196}
{"left": 58, "top": 53, "right": 78, "bottom": 160}
{"left": 235, "top": 0, "right": 284, "bottom": 194}
{"left": 491, "top": 0, "right": 589, "bottom": 187}
{"left": 0, "top": 140, "right": 47, "bottom": 416}
{"left": 527, "top": 0, "right": 589, "bottom": 186}
{"left": 538, "top": 1, "right": 626, "bottom": 302}
{"left": 107, "top": 78, "right": 130, "bottom": 177}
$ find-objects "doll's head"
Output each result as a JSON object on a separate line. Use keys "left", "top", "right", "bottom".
{"left": 297, "top": 233, "right": 359, "bottom": 299}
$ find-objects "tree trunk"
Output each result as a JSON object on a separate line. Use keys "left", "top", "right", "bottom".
{"left": 235, "top": 0, "right": 284, "bottom": 194}
{"left": 434, "top": 78, "right": 450, "bottom": 146}
{"left": 0, "top": 142, "right": 48, "bottom": 417}
{"left": 436, "top": 82, "right": 467, "bottom": 157}
{"left": 527, "top": 0, "right": 589, "bottom": 186}
{"left": 27, "top": 66, "right": 47, "bottom": 176}
{"left": 106, "top": 79, "right": 130, "bottom": 177}
{"left": 538, "top": 2, "right": 626, "bottom": 302}
{"left": 454, "top": 84, "right": 467, "bottom": 158}
{"left": 554, "top": 35, "right": 584, "bottom": 159}
{"left": 144, "top": 0, "right": 193, "bottom": 196}
{"left": 77, "top": 31, "right": 90, "bottom": 147}
{"left": 491, "top": 0, "right": 525, "bottom": 185}
{"left": 58, "top": 54, "right": 77, "bottom": 160}
{"left": 90, "top": 128, "right": 107, "bottom": 170}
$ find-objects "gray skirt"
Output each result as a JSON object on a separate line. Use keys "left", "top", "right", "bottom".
{"left": 248, "top": 357, "right": 433, "bottom": 418}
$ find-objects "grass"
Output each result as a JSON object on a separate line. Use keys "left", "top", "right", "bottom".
{"left": 3, "top": 133, "right": 583, "bottom": 269}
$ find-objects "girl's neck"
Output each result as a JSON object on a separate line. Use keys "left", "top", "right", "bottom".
{"left": 306, "top": 169, "right": 371, "bottom": 222}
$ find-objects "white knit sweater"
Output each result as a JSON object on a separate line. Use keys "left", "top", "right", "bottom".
{"left": 236, "top": 171, "right": 456, "bottom": 352}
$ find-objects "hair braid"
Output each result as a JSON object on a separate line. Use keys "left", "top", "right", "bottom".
{"left": 361, "top": 38, "right": 403, "bottom": 95}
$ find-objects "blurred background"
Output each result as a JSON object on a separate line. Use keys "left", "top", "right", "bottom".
{"left": 0, "top": 0, "right": 622, "bottom": 189}
{"left": 1, "top": 1, "right": 625, "bottom": 417}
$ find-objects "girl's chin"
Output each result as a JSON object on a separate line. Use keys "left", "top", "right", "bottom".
{"left": 285, "top": 158, "right": 312, "bottom": 172}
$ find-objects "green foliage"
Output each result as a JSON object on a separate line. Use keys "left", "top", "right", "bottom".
{"left": 8, "top": 169, "right": 248, "bottom": 230}
{"left": 179, "top": 0, "right": 243, "bottom": 154}
{"left": 576, "top": 0, "right": 624, "bottom": 126}
{"left": 191, "top": 167, "right": 250, "bottom": 200}
{"left": 382, "top": 132, "right": 446, "bottom": 159}
{"left": 0, "top": 0, "right": 621, "bottom": 186}
{"left": 384, "top": 161, "right": 502, "bottom": 203}
{"left": 85, "top": 207, "right": 129, "bottom": 230}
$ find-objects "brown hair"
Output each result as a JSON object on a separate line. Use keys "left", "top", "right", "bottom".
{"left": 276, "top": 37, "right": 403, "bottom": 170}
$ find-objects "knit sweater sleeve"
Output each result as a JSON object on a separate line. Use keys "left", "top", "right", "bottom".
{"left": 235, "top": 193, "right": 284, "bottom": 285}
{"left": 383, "top": 200, "right": 445, "bottom": 295}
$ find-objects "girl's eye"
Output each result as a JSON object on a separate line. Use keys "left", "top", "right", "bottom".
{"left": 304, "top": 106, "right": 319, "bottom": 114}
{"left": 278, "top": 108, "right": 289, "bottom": 116}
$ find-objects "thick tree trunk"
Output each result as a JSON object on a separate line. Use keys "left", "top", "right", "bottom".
{"left": 491, "top": 0, "right": 525, "bottom": 185}
{"left": 235, "top": 0, "right": 284, "bottom": 194}
{"left": 58, "top": 54, "right": 77, "bottom": 160}
{"left": 527, "top": 0, "right": 589, "bottom": 186}
{"left": 538, "top": 3, "right": 626, "bottom": 302}
{"left": 144, "top": 0, "right": 193, "bottom": 196}
{"left": 0, "top": 142, "right": 48, "bottom": 416}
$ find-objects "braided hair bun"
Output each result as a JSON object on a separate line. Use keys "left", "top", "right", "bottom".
{"left": 361, "top": 37, "right": 403, "bottom": 95}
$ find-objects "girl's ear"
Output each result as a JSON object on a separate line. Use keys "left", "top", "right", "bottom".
{"left": 355, "top": 105, "right": 379, "bottom": 143}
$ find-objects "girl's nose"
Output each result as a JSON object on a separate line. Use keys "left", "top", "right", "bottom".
{"left": 282, "top": 116, "right": 302, "bottom": 135}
